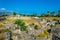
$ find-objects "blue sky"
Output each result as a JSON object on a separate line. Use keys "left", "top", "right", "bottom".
{"left": 0, "top": 0, "right": 60, "bottom": 15}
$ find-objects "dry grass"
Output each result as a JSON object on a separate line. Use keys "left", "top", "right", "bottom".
{"left": 1, "top": 16, "right": 59, "bottom": 29}
{"left": 40, "top": 17, "right": 59, "bottom": 20}
{"left": 0, "top": 33, "right": 4, "bottom": 40}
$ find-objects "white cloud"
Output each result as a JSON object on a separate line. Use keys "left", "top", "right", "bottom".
{"left": 0, "top": 8, "right": 6, "bottom": 10}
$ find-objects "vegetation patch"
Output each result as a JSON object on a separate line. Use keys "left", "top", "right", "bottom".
{"left": 14, "top": 19, "right": 27, "bottom": 31}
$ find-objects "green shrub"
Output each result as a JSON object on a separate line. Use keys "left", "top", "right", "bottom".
{"left": 14, "top": 19, "right": 27, "bottom": 31}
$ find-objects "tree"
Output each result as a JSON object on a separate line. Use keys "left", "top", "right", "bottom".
{"left": 32, "top": 13, "right": 37, "bottom": 17}
{"left": 58, "top": 10, "right": 60, "bottom": 17}
{"left": 41, "top": 13, "right": 45, "bottom": 17}
{"left": 50, "top": 11, "right": 55, "bottom": 17}
{"left": 13, "top": 12, "right": 16, "bottom": 16}
{"left": 41, "top": 13, "right": 48, "bottom": 17}
{"left": 47, "top": 11, "right": 50, "bottom": 16}
{"left": 55, "top": 14, "right": 58, "bottom": 17}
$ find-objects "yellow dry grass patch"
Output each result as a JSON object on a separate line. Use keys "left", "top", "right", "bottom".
{"left": 40, "top": 17, "right": 59, "bottom": 20}
{"left": 56, "top": 26, "right": 60, "bottom": 28}
{"left": 0, "top": 33, "right": 4, "bottom": 40}
{"left": 23, "top": 19, "right": 41, "bottom": 28}
{"left": 0, "top": 23, "right": 4, "bottom": 28}
{"left": 20, "top": 16, "right": 32, "bottom": 20}
{"left": 38, "top": 30, "right": 49, "bottom": 37}
{"left": 6, "top": 16, "right": 42, "bottom": 28}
